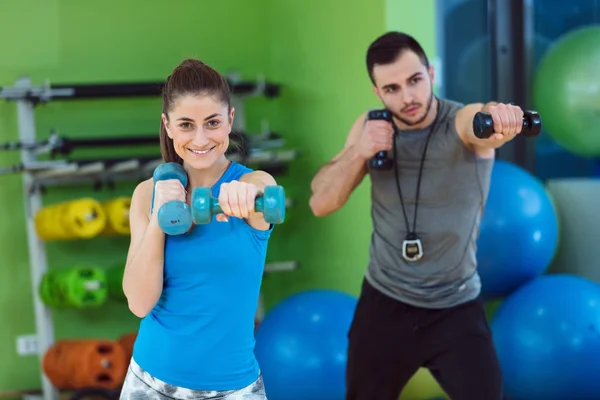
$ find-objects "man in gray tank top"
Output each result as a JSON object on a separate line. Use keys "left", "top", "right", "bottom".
{"left": 310, "top": 31, "right": 528, "bottom": 400}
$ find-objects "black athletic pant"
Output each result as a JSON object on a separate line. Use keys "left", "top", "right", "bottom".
{"left": 346, "top": 278, "right": 503, "bottom": 400}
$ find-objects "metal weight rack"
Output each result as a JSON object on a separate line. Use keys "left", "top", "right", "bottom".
{"left": 0, "top": 74, "right": 297, "bottom": 400}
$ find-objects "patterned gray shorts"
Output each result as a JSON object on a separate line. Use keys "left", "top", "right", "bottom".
{"left": 120, "top": 358, "right": 267, "bottom": 400}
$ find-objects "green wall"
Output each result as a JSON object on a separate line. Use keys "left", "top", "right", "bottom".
{"left": 258, "top": 0, "right": 387, "bottom": 308}
{"left": 386, "top": 0, "right": 437, "bottom": 56}
{"left": 0, "top": 0, "right": 436, "bottom": 394}
{"left": 260, "top": 0, "right": 438, "bottom": 308}
{"left": 0, "top": 0, "right": 271, "bottom": 393}
{"left": 386, "top": 0, "right": 438, "bottom": 90}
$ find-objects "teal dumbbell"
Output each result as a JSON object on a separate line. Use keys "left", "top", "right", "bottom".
{"left": 153, "top": 162, "right": 192, "bottom": 235}
{"left": 191, "top": 185, "right": 286, "bottom": 225}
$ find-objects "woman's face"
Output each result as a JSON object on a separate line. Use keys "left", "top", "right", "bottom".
{"left": 162, "top": 94, "right": 234, "bottom": 170}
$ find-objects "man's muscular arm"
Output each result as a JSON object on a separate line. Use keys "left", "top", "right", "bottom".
{"left": 309, "top": 112, "right": 369, "bottom": 217}
{"left": 310, "top": 110, "right": 395, "bottom": 216}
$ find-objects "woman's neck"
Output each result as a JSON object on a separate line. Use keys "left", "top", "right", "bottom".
{"left": 184, "top": 156, "right": 231, "bottom": 189}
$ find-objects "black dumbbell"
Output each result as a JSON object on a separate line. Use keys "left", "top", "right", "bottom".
{"left": 473, "top": 110, "right": 542, "bottom": 139}
{"left": 368, "top": 109, "right": 394, "bottom": 170}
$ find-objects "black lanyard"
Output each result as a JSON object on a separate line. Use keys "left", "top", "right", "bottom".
{"left": 392, "top": 98, "right": 440, "bottom": 262}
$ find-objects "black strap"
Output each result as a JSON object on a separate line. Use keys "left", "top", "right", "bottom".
{"left": 392, "top": 99, "right": 441, "bottom": 237}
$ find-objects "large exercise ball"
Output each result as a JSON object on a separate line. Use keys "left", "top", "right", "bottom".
{"left": 533, "top": 26, "right": 600, "bottom": 156}
{"left": 491, "top": 274, "right": 600, "bottom": 399}
{"left": 254, "top": 289, "right": 357, "bottom": 400}
{"left": 400, "top": 368, "right": 448, "bottom": 400}
{"left": 477, "top": 160, "right": 559, "bottom": 299}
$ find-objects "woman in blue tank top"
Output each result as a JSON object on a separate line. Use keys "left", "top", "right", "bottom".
{"left": 119, "top": 59, "right": 276, "bottom": 399}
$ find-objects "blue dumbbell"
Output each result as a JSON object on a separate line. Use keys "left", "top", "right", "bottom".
{"left": 191, "top": 185, "right": 286, "bottom": 225}
{"left": 152, "top": 162, "right": 192, "bottom": 235}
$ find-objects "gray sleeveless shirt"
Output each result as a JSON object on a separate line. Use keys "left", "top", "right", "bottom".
{"left": 365, "top": 98, "right": 494, "bottom": 309}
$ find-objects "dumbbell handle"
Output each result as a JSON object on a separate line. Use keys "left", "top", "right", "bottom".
{"left": 473, "top": 110, "right": 542, "bottom": 139}
{"left": 368, "top": 109, "right": 394, "bottom": 170}
{"left": 192, "top": 185, "right": 286, "bottom": 225}
{"left": 208, "top": 196, "right": 267, "bottom": 215}
{"left": 153, "top": 163, "right": 192, "bottom": 235}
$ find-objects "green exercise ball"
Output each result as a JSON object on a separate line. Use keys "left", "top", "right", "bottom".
{"left": 533, "top": 26, "right": 600, "bottom": 157}
{"left": 399, "top": 368, "right": 448, "bottom": 399}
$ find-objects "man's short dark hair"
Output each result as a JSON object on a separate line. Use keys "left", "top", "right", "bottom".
{"left": 366, "top": 31, "right": 430, "bottom": 84}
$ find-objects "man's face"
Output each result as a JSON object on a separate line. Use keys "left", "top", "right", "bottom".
{"left": 371, "top": 50, "right": 435, "bottom": 127}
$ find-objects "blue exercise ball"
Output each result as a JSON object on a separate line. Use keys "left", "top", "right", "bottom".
{"left": 254, "top": 289, "right": 358, "bottom": 400}
{"left": 491, "top": 274, "right": 600, "bottom": 399}
{"left": 477, "top": 160, "right": 559, "bottom": 299}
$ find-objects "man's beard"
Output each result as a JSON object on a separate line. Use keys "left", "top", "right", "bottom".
{"left": 391, "top": 90, "right": 434, "bottom": 127}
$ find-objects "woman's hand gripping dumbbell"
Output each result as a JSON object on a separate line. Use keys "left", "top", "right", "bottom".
{"left": 153, "top": 163, "right": 286, "bottom": 235}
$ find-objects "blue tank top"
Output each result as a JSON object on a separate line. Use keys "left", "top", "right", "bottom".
{"left": 132, "top": 161, "right": 273, "bottom": 391}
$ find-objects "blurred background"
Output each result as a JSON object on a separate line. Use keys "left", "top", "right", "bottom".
{"left": 0, "top": 0, "right": 599, "bottom": 399}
